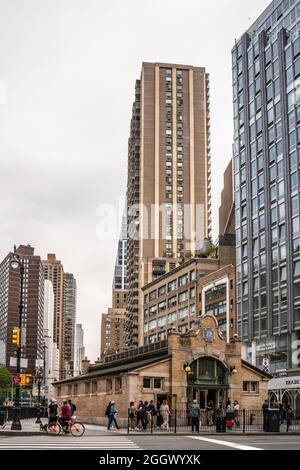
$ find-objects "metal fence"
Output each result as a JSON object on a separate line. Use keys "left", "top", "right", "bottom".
{"left": 0, "top": 406, "right": 47, "bottom": 422}
{"left": 127, "top": 409, "right": 300, "bottom": 434}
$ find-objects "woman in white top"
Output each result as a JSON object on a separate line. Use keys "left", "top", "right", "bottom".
{"left": 233, "top": 400, "right": 240, "bottom": 427}
{"left": 159, "top": 400, "right": 170, "bottom": 430}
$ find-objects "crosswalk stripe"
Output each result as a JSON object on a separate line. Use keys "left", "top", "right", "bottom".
{"left": 0, "top": 437, "right": 141, "bottom": 449}
{"left": 188, "top": 436, "right": 262, "bottom": 450}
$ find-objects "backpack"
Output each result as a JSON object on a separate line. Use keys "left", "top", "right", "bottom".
{"left": 105, "top": 405, "right": 111, "bottom": 417}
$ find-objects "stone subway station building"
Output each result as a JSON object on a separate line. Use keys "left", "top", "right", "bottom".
{"left": 53, "top": 316, "right": 270, "bottom": 425}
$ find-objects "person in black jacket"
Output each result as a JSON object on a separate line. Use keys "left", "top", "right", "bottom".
{"left": 68, "top": 399, "right": 77, "bottom": 416}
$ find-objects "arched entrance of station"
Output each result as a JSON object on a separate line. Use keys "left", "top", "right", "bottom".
{"left": 187, "top": 356, "right": 229, "bottom": 410}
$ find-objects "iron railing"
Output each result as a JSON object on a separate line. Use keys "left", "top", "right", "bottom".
{"left": 127, "top": 408, "right": 300, "bottom": 434}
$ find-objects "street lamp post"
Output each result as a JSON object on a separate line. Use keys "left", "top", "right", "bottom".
{"left": 10, "top": 246, "right": 25, "bottom": 431}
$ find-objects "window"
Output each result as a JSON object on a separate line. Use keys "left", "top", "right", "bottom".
{"left": 295, "top": 261, "right": 300, "bottom": 277}
{"left": 92, "top": 381, "right": 97, "bottom": 393}
{"left": 153, "top": 378, "right": 163, "bottom": 389}
{"left": 143, "top": 377, "right": 152, "bottom": 389}
{"left": 106, "top": 379, "right": 112, "bottom": 393}
{"left": 149, "top": 290, "right": 157, "bottom": 301}
{"left": 73, "top": 384, "right": 78, "bottom": 396}
{"left": 179, "top": 291, "right": 188, "bottom": 303}
{"left": 158, "top": 285, "right": 166, "bottom": 297}
{"left": 115, "top": 377, "right": 122, "bottom": 392}
{"left": 243, "top": 381, "right": 259, "bottom": 393}
{"left": 179, "top": 274, "right": 188, "bottom": 287}
{"left": 168, "top": 280, "right": 177, "bottom": 292}
{"left": 168, "top": 296, "right": 177, "bottom": 308}
{"left": 168, "top": 312, "right": 177, "bottom": 323}
{"left": 85, "top": 382, "right": 90, "bottom": 394}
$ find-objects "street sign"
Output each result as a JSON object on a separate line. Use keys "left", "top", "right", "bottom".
{"left": 9, "top": 357, "right": 28, "bottom": 368}
{"left": 11, "top": 376, "right": 21, "bottom": 384}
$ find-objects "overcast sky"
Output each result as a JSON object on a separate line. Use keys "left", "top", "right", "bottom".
{"left": 0, "top": 0, "right": 270, "bottom": 361}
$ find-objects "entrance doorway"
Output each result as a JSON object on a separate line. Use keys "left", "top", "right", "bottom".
{"left": 188, "top": 356, "right": 229, "bottom": 410}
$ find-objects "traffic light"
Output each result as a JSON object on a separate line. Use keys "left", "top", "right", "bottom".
{"left": 12, "top": 327, "right": 20, "bottom": 347}
{"left": 20, "top": 374, "right": 33, "bottom": 386}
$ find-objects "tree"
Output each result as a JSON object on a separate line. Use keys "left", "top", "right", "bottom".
{"left": 0, "top": 368, "right": 11, "bottom": 404}
{"left": 0, "top": 368, "right": 11, "bottom": 388}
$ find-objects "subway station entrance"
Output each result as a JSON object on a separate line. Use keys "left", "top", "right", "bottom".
{"left": 187, "top": 356, "right": 229, "bottom": 410}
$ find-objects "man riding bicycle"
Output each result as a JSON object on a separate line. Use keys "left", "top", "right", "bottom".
{"left": 59, "top": 400, "right": 72, "bottom": 431}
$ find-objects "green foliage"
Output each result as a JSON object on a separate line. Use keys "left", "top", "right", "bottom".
{"left": 0, "top": 368, "right": 11, "bottom": 388}
{"left": 204, "top": 244, "right": 218, "bottom": 259}
{"left": 0, "top": 368, "right": 11, "bottom": 404}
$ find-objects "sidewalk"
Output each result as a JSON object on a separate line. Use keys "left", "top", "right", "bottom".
{"left": 0, "top": 419, "right": 128, "bottom": 436}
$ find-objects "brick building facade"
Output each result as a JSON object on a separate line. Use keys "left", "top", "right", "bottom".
{"left": 53, "top": 315, "right": 270, "bottom": 426}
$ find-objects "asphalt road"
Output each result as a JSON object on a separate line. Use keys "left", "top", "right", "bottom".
{"left": 1, "top": 434, "right": 300, "bottom": 450}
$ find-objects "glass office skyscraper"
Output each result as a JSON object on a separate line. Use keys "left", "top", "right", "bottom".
{"left": 232, "top": 0, "right": 300, "bottom": 382}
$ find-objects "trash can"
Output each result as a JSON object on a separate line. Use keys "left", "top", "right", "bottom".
{"left": 0, "top": 410, "right": 6, "bottom": 426}
{"left": 216, "top": 416, "right": 226, "bottom": 433}
{"left": 263, "top": 409, "right": 280, "bottom": 432}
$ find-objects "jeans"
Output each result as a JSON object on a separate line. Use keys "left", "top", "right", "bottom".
{"left": 59, "top": 417, "right": 70, "bottom": 430}
{"left": 108, "top": 414, "right": 119, "bottom": 429}
{"left": 191, "top": 416, "right": 200, "bottom": 432}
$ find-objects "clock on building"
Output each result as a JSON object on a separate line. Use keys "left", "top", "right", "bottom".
{"left": 203, "top": 328, "right": 214, "bottom": 343}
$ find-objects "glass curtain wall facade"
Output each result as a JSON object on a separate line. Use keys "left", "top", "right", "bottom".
{"left": 232, "top": 0, "right": 300, "bottom": 373}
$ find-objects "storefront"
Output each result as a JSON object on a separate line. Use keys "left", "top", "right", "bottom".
{"left": 268, "top": 376, "right": 300, "bottom": 410}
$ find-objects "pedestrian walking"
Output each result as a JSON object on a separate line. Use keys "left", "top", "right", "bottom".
{"left": 160, "top": 400, "right": 170, "bottom": 430}
{"left": 148, "top": 400, "right": 158, "bottom": 430}
{"left": 107, "top": 401, "right": 120, "bottom": 430}
{"left": 129, "top": 401, "right": 136, "bottom": 430}
{"left": 140, "top": 401, "right": 149, "bottom": 431}
{"left": 68, "top": 399, "right": 77, "bottom": 416}
{"left": 287, "top": 405, "right": 294, "bottom": 431}
{"left": 136, "top": 400, "right": 144, "bottom": 429}
{"left": 206, "top": 400, "right": 214, "bottom": 426}
{"left": 233, "top": 400, "right": 240, "bottom": 427}
{"left": 47, "top": 398, "right": 58, "bottom": 431}
{"left": 191, "top": 399, "right": 200, "bottom": 433}
{"left": 105, "top": 401, "right": 112, "bottom": 428}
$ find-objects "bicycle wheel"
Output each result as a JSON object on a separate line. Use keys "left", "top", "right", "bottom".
{"left": 47, "top": 422, "right": 61, "bottom": 435}
{"left": 70, "top": 422, "right": 85, "bottom": 437}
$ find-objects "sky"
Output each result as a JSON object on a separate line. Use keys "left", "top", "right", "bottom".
{"left": 0, "top": 0, "right": 270, "bottom": 361}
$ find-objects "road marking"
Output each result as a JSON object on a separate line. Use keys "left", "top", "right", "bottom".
{"left": 188, "top": 436, "right": 262, "bottom": 450}
{"left": 0, "top": 437, "right": 141, "bottom": 450}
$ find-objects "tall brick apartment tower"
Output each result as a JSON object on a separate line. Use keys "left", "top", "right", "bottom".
{"left": 126, "top": 62, "right": 211, "bottom": 347}
{"left": 0, "top": 245, "right": 44, "bottom": 375}
{"left": 43, "top": 255, "right": 76, "bottom": 379}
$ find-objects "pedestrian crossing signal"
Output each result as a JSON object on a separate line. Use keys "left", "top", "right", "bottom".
{"left": 12, "top": 327, "right": 20, "bottom": 347}
{"left": 20, "top": 374, "right": 33, "bottom": 386}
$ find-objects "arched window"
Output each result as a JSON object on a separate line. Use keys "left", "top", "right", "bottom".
{"left": 190, "top": 357, "right": 229, "bottom": 387}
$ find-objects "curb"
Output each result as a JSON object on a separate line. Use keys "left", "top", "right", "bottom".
{"left": 0, "top": 431, "right": 42, "bottom": 436}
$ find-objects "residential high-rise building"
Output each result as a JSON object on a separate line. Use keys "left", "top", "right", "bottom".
{"left": 43, "top": 279, "right": 60, "bottom": 398}
{"left": 112, "top": 207, "right": 128, "bottom": 310}
{"left": 113, "top": 208, "right": 127, "bottom": 292}
{"left": 63, "top": 273, "right": 76, "bottom": 376}
{"left": 219, "top": 160, "right": 235, "bottom": 236}
{"left": 232, "top": 0, "right": 300, "bottom": 388}
{"left": 126, "top": 62, "right": 211, "bottom": 348}
{"left": 43, "top": 254, "right": 76, "bottom": 379}
{"left": 74, "top": 323, "right": 85, "bottom": 376}
{"left": 43, "top": 254, "right": 64, "bottom": 375}
{"left": 100, "top": 308, "right": 126, "bottom": 357}
{"left": 0, "top": 245, "right": 44, "bottom": 375}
